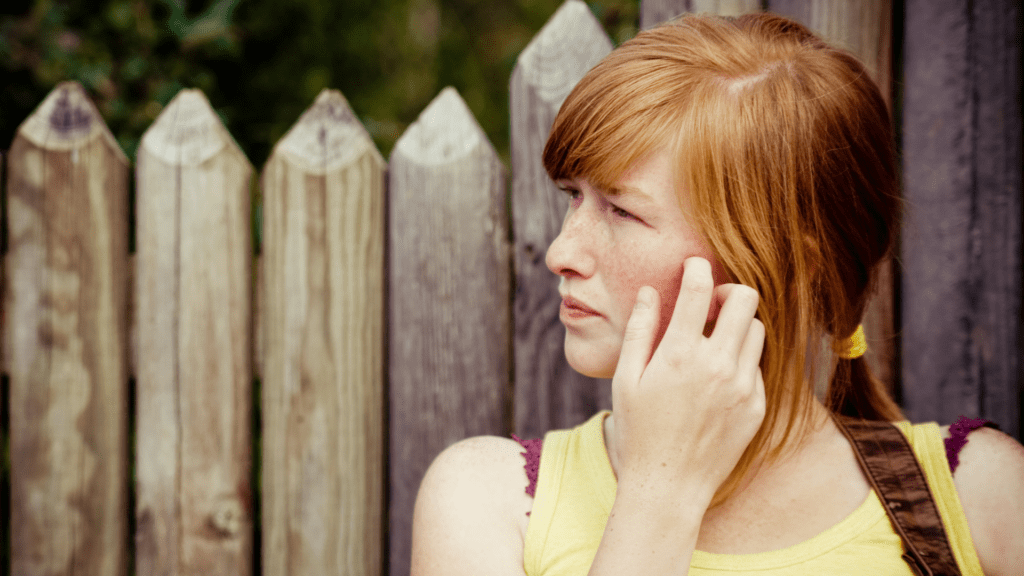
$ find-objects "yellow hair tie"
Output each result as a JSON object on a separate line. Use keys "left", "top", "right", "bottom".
{"left": 837, "top": 324, "right": 867, "bottom": 359}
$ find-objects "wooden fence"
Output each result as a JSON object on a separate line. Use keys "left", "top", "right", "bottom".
{"left": 0, "top": 0, "right": 1019, "bottom": 575}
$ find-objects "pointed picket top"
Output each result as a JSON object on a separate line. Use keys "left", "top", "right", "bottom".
{"left": 515, "top": 0, "right": 613, "bottom": 106}
{"left": 393, "top": 86, "right": 493, "bottom": 166}
{"left": 17, "top": 81, "right": 125, "bottom": 159}
{"left": 140, "top": 88, "right": 245, "bottom": 167}
{"left": 272, "top": 88, "right": 382, "bottom": 174}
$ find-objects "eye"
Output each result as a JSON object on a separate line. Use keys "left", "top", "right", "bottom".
{"left": 610, "top": 203, "right": 639, "bottom": 221}
{"left": 558, "top": 185, "right": 582, "bottom": 205}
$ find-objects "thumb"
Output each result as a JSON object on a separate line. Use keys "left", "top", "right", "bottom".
{"left": 613, "top": 286, "right": 661, "bottom": 387}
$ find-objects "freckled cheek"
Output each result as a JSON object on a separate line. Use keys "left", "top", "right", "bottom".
{"left": 608, "top": 255, "right": 686, "bottom": 342}
{"left": 651, "top": 265, "right": 686, "bottom": 342}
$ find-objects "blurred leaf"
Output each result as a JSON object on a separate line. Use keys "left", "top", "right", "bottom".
{"left": 1, "top": 0, "right": 638, "bottom": 166}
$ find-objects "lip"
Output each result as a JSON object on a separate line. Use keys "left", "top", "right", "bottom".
{"left": 560, "top": 295, "right": 602, "bottom": 320}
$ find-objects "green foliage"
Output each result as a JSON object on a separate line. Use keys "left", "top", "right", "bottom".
{"left": 1, "top": 0, "right": 639, "bottom": 169}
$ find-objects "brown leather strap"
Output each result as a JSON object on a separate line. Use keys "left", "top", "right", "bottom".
{"left": 831, "top": 414, "right": 962, "bottom": 576}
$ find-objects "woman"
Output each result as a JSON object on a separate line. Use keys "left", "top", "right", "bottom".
{"left": 410, "top": 12, "right": 1024, "bottom": 575}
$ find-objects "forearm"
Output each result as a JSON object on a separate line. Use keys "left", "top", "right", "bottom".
{"left": 588, "top": 481, "right": 709, "bottom": 576}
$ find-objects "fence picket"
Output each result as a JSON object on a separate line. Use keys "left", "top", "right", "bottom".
{"left": 388, "top": 86, "right": 510, "bottom": 576}
{"left": 641, "top": 0, "right": 686, "bottom": 28}
{"left": 260, "top": 88, "right": 385, "bottom": 575}
{"left": 689, "top": 0, "right": 762, "bottom": 15}
{"left": 5, "top": 81, "right": 129, "bottom": 576}
{"left": 135, "top": 89, "right": 253, "bottom": 576}
{"left": 901, "top": 0, "right": 1021, "bottom": 436}
{"left": 510, "top": 0, "right": 613, "bottom": 440}
{"left": 641, "top": 0, "right": 760, "bottom": 29}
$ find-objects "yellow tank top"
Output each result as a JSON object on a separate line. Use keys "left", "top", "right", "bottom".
{"left": 522, "top": 410, "right": 985, "bottom": 575}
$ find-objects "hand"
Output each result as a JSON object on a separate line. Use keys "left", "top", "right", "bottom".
{"left": 610, "top": 257, "right": 766, "bottom": 506}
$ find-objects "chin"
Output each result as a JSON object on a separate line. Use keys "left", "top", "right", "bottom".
{"left": 563, "top": 334, "right": 618, "bottom": 379}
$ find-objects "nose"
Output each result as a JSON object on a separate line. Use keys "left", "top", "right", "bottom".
{"left": 546, "top": 208, "right": 597, "bottom": 279}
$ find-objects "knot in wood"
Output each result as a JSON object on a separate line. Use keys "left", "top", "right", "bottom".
{"left": 49, "top": 88, "right": 93, "bottom": 136}
{"left": 19, "top": 82, "right": 125, "bottom": 153}
{"left": 209, "top": 500, "right": 243, "bottom": 536}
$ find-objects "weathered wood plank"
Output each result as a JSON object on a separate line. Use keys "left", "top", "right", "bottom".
{"left": 8, "top": 253, "right": 143, "bottom": 382}
{"left": 969, "top": 0, "right": 1022, "bottom": 439}
{"left": 769, "top": 0, "right": 891, "bottom": 92}
{"left": 5, "top": 81, "right": 129, "bottom": 576}
{"left": 641, "top": 0, "right": 761, "bottom": 29}
{"left": 690, "top": 0, "right": 762, "bottom": 16}
{"left": 768, "top": 0, "right": 896, "bottom": 395}
{"left": 902, "top": 0, "right": 1021, "bottom": 438}
{"left": 388, "top": 86, "right": 510, "bottom": 576}
{"left": 260, "top": 89, "right": 385, "bottom": 575}
{"left": 510, "top": 0, "right": 613, "bottom": 440}
{"left": 640, "top": 0, "right": 684, "bottom": 29}
{"left": 135, "top": 89, "right": 254, "bottom": 575}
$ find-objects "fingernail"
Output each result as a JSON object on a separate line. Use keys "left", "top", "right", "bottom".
{"left": 635, "top": 287, "right": 653, "bottom": 309}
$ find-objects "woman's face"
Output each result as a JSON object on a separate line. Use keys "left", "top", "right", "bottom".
{"left": 546, "top": 148, "right": 728, "bottom": 379}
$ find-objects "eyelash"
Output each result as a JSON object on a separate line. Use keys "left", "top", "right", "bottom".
{"left": 559, "top": 186, "right": 639, "bottom": 222}
{"left": 610, "top": 205, "right": 636, "bottom": 220}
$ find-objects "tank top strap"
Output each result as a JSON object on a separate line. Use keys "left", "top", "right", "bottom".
{"left": 512, "top": 434, "right": 543, "bottom": 515}
{"left": 944, "top": 415, "right": 1000, "bottom": 473}
{"left": 832, "top": 415, "right": 962, "bottom": 575}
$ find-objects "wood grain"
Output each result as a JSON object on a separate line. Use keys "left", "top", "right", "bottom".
{"left": 968, "top": 0, "right": 1022, "bottom": 439}
{"left": 510, "top": 0, "right": 613, "bottom": 441}
{"left": 5, "top": 81, "right": 129, "bottom": 576}
{"left": 641, "top": 0, "right": 761, "bottom": 29}
{"left": 641, "top": 0, "right": 685, "bottom": 28}
{"left": 260, "top": 88, "right": 385, "bottom": 575}
{"left": 901, "top": 0, "right": 1021, "bottom": 438}
{"left": 388, "top": 86, "right": 510, "bottom": 576}
{"left": 768, "top": 0, "right": 896, "bottom": 396}
{"left": 135, "top": 88, "right": 254, "bottom": 575}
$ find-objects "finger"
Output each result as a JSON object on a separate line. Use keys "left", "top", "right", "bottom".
{"left": 737, "top": 317, "right": 766, "bottom": 383}
{"left": 663, "top": 257, "right": 715, "bottom": 343}
{"left": 709, "top": 284, "right": 760, "bottom": 358}
{"left": 613, "top": 286, "right": 661, "bottom": 386}
{"left": 703, "top": 283, "right": 733, "bottom": 335}
{"left": 750, "top": 367, "right": 767, "bottom": 419}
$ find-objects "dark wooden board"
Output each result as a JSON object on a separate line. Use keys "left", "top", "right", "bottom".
{"left": 901, "top": 0, "right": 1021, "bottom": 438}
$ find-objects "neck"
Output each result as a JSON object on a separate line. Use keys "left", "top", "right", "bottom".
{"left": 602, "top": 393, "right": 835, "bottom": 491}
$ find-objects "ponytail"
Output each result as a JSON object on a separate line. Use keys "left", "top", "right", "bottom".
{"left": 826, "top": 356, "right": 903, "bottom": 421}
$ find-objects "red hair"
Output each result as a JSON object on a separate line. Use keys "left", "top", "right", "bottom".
{"left": 544, "top": 12, "right": 903, "bottom": 507}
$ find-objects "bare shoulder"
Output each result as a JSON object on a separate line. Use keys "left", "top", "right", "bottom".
{"left": 943, "top": 424, "right": 1024, "bottom": 576}
{"left": 411, "top": 435, "right": 534, "bottom": 576}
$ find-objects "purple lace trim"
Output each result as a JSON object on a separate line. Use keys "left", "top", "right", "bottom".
{"left": 512, "top": 434, "right": 542, "bottom": 516}
{"left": 945, "top": 415, "right": 998, "bottom": 473}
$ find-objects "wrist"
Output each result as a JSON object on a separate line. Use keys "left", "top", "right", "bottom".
{"left": 589, "top": 480, "right": 707, "bottom": 576}
{"left": 614, "top": 475, "right": 713, "bottom": 527}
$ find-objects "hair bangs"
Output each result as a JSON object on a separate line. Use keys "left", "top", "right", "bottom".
{"left": 543, "top": 56, "right": 682, "bottom": 192}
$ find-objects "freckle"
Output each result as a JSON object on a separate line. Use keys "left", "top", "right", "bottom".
{"left": 661, "top": 462, "right": 666, "bottom": 467}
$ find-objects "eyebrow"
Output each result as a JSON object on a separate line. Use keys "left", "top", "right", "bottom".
{"left": 606, "top": 184, "right": 655, "bottom": 205}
